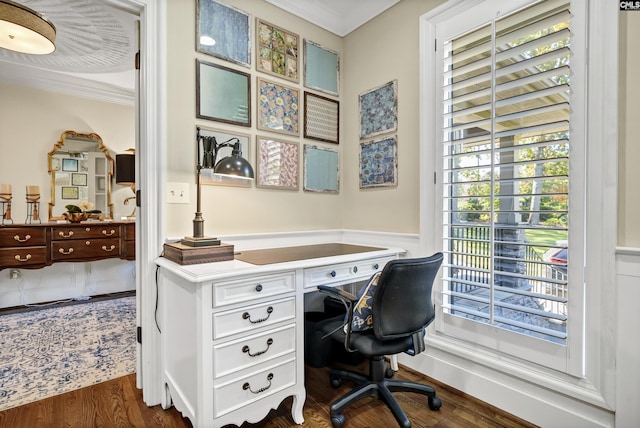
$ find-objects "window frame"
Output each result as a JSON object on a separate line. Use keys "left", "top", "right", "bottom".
{"left": 420, "top": 0, "right": 617, "bottom": 397}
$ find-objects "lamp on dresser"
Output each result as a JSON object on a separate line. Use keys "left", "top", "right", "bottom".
{"left": 163, "top": 127, "right": 254, "bottom": 265}
{"left": 115, "top": 149, "right": 136, "bottom": 220}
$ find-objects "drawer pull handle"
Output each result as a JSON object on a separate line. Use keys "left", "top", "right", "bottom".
{"left": 242, "top": 338, "right": 274, "bottom": 357}
{"left": 102, "top": 229, "right": 116, "bottom": 236}
{"left": 59, "top": 248, "right": 74, "bottom": 255}
{"left": 102, "top": 245, "right": 116, "bottom": 252}
{"left": 353, "top": 266, "right": 358, "bottom": 273}
{"left": 242, "top": 306, "right": 273, "bottom": 324}
{"left": 13, "top": 234, "right": 31, "bottom": 242}
{"left": 255, "top": 284, "right": 263, "bottom": 292}
{"left": 330, "top": 270, "right": 336, "bottom": 278}
{"left": 373, "top": 263, "right": 379, "bottom": 270}
{"left": 242, "top": 373, "right": 273, "bottom": 394}
{"left": 14, "top": 254, "right": 32, "bottom": 262}
{"left": 58, "top": 231, "right": 74, "bottom": 238}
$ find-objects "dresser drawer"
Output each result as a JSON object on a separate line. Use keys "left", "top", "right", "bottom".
{"left": 213, "top": 357, "right": 296, "bottom": 418}
{"left": 0, "top": 228, "right": 46, "bottom": 247}
{"left": 213, "top": 323, "right": 296, "bottom": 379}
{"left": 213, "top": 272, "right": 295, "bottom": 308}
{"left": 0, "top": 247, "right": 47, "bottom": 267}
{"left": 303, "top": 256, "right": 395, "bottom": 289}
{"left": 52, "top": 225, "right": 120, "bottom": 240}
{"left": 52, "top": 238, "right": 121, "bottom": 260}
{"left": 213, "top": 297, "right": 295, "bottom": 340}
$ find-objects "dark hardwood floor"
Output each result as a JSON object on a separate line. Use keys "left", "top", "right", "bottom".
{"left": 0, "top": 361, "right": 536, "bottom": 428}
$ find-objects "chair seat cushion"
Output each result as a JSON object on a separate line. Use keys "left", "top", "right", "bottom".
{"left": 318, "top": 315, "right": 414, "bottom": 357}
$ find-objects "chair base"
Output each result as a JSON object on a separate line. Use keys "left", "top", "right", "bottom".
{"left": 328, "top": 356, "right": 441, "bottom": 428}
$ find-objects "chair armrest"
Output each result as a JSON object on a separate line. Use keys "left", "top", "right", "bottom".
{"left": 317, "top": 285, "right": 359, "bottom": 353}
{"left": 317, "top": 285, "right": 357, "bottom": 302}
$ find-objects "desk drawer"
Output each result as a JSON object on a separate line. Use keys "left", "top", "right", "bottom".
{"left": 213, "top": 357, "right": 296, "bottom": 418}
{"left": 213, "top": 297, "right": 295, "bottom": 340}
{"left": 0, "top": 228, "right": 46, "bottom": 246}
{"left": 303, "top": 256, "right": 395, "bottom": 289}
{"left": 213, "top": 323, "right": 296, "bottom": 379}
{"left": 213, "top": 272, "right": 295, "bottom": 308}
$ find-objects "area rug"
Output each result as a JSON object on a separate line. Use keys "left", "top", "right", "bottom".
{"left": 0, "top": 296, "right": 136, "bottom": 411}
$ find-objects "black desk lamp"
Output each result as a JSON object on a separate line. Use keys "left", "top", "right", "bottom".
{"left": 181, "top": 127, "right": 254, "bottom": 247}
{"left": 115, "top": 149, "right": 136, "bottom": 220}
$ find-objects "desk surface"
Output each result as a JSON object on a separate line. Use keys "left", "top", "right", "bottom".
{"left": 234, "top": 243, "right": 384, "bottom": 265}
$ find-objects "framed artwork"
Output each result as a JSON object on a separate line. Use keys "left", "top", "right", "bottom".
{"left": 256, "top": 19, "right": 299, "bottom": 82}
{"left": 359, "top": 80, "right": 398, "bottom": 139}
{"left": 304, "top": 91, "right": 339, "bottom": 144}
{"left": 257, "top": 78, "right": 299, "bottom": 136}
{"left": 256, "top": 136, "right": 299, "bottom": 190}
{"left": 304, "top": 39, "right": 339, "bottom": 96}
{"left": 304, "top": 145, "right": 339, "bottom": 193}
{"left": 196, "top": 0, "right": 251, "bottom": 67}
{"left": 62, "top": 158, "right": 78, "bottom": 172}
{"left": 55, "top": 173, "right": 70, "bottom": 186}
{"left": 71, "top": 173, "right": 87, "bottom": 186}
{"left": 61, "top": 186, "right": 79, "bottom": 199}
{"left": 198, "top": 127, "right": 252, "bottom": 188}
{"left": 359, "top": 136, "right": 398, "bottom": 188}
{"left": 196, "top": 59, "right": 251, "bottom": 127}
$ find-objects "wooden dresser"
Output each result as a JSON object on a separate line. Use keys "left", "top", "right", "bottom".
{"left": 0, "top": 222, "right": 135, "bottom": 270}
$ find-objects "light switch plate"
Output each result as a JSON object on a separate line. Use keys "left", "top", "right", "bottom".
{"left": 167, "top": 182, "right": 189, "bottom": 204}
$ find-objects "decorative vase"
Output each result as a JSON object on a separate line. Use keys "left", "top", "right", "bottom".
{"left": 63, "top": 212, "right": 89, "bottom": 223}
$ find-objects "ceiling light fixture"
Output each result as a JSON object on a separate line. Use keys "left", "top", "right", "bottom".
{"left": 0, "top": 0, "right": 56, "bottom": 54}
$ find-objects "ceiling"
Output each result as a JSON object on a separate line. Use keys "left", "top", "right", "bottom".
{"left": 0, "top": 0, "right": 400, "bottom": 103}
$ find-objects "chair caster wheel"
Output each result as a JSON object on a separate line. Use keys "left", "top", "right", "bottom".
{"left": 385, "top": 368, "right": 395, "bottom": 378}
{"left": 331, "top": 413, "right": 346, "bottom": 428}
{"left": 330, "top": 376, "right": 342, "bottom": 388}
{"left": 428, "top": 395, "right": 442, "bottom": 410}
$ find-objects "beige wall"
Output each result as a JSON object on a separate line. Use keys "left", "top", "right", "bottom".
{"left": 164, "top": 0, "right": 639, "bottom": 246}
{"left": 618, "top": 12, "right": 640, "bottom": 247}
{"left": 0, "top": 82, "right": 135, "bottom": 221}
{"left": 165, "top": 0, "right": 345, "bottom": 238}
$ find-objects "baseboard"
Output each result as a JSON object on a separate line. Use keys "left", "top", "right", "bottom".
{"left": 0, "top": 290, "right": 135, "bottom": 316}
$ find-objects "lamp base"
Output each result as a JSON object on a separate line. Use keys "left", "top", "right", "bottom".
{"left": 181, "top": 236, "right": 221, "bottom": 247}
{"left": 163, "top": 242, "right": 234, "bottom": 265}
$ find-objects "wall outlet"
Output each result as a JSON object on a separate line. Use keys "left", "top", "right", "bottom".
{"left": 9, "top": 269, "right": 21, "bottom": 279}
{"left": 167, "top": 182, "right": 190, "bottom": 204}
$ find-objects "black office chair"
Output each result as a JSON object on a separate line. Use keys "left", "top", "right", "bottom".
{"left": 317, "top": 253, "right": 444, "bottom": 428}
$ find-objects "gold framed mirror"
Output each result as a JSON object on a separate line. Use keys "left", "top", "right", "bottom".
{"left": 48, "top": 130, "right": 114, "bottom": 220}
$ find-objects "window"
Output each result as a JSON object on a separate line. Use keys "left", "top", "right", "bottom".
{"left": 428, "top": 0, "right": 587, "bottom": 373}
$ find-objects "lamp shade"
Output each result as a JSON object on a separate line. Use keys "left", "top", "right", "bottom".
{"left": 115, "top": 153, "right": 135, "bottom": 185}
{"left": 214, "top": 142, "right": 254, "bottom": 178}
{"left": 0, "top": 1, "right": 56, "bottom": 54}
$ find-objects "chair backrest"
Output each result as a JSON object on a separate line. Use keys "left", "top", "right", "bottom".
{"left": 371, "top": 253, "right": 443, "bottom": 340}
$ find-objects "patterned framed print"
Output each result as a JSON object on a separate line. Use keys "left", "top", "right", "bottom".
{"left": 359, "top": 135, "right": 398, "bottom": 188}
{"left": 257, "top": 78, "right": 299, "bottom": 136}
{"left": 304, "top": 145, "right": 339, "bottom": 193}
{"left": 256, "top": 19, "right": 299, "bottom": 82}
{"left": 304, "top": 92, "right": 339, "bottom": 144}
{"left": 71, "top": 173, "right": 87, "bottom": 186}
{"left": 359, "top": 80, "right": 398, "bottom": 139}
{"left": 196, "top": 0, "right": 251, "bottom": 67}
{"left": 256, "top": 136, "right": 299, "bottom": 190}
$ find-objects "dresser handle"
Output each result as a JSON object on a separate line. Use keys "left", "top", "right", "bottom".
{"left": 102, "top": 229, "right": 116, "bottom": 236}
{"left": 330, "top": 270, "right": 337, "bottom": 277}
{"left": 13, "top": 234, "right": 31, "bottom": 242}
{"left": 255, "top": 284, "right": 263, "bottom": 292}
{"left": 58, "top": 231, "right": 74, "bottom": 238}
{"left": 373, "top": 263, "right": 379, "bottom": 270}
{"left": 353, "top": 266, "right": 358, "bottom": 273}
{"left": 242, "top": 306, "right": 273, "bottom": 324}
{"left": 59, "top": 248, "right": 74, "bottom": 255}
{"left": 102, "top": 245, "right": 116, "bottom": 252}
{"left": 14, "top": 254, "right": 32, "bottom": 262}
{"left": 242, "top": 338, "right": 274, "bottom": 357}
{"left": 242, "top": 373, "right": 273, "bottom": 394}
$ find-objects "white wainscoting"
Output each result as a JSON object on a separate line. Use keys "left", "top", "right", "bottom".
{"left": 0, "top": 259, "right": 135, "bottom": 309}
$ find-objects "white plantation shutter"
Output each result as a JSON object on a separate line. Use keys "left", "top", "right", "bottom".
{"left": 437, "top": 0, "right": 579, "bottom": 367}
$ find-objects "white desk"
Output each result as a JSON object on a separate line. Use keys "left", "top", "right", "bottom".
{"left": 156, "top": 242, "right": 404, "bottom": 428}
